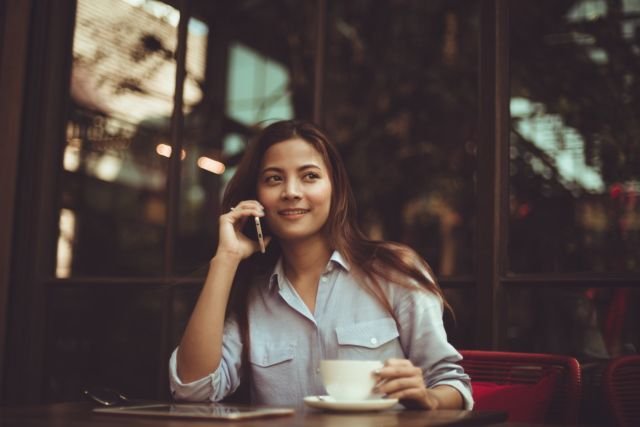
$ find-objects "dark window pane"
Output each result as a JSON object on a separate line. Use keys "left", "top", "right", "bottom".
{"left": 505, "top": 286, "right": 640, "bottom": 359}
{"left": 504, "top": 285, "right": 639, "bottom": 426}
{"left": 56, "top": 0, "right": 180, "bottom": 277}
{"left": 443, "top": 288, "right": 476, "bottom": 349}
{"left": 44, "top": 286, "right": 167, "bottom": 401}
{"left": 175, "top": 15, "right": 214, "bottom": 275}
{"left": 323, "top": 0, "right": 479, "bottom": 277}
{"left": 175, "top": 1, "right": 316, "bottom": 274}
{"left": 509, "top": 1, "right": 640, "bottom": 273}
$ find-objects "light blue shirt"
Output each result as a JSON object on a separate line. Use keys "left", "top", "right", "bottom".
{"left": 169, "top": 251, "right": 473, "bottom": 409}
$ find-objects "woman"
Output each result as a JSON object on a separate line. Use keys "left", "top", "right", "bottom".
{"left": 169, "top": 120, "right": 472, "bottom": 409}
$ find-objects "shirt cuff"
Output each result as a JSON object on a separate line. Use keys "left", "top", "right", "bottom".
{"left": 168, "top": 348, "right": 220, "bottom": 401}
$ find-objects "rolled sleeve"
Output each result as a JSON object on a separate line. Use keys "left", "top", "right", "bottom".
{"left": 427, "top": 361, "right": 474, "bottom": 410}
{"left": 168, "top": 316, "right": 243, "bottom": 402}
{"left": 395, "top": 290, "right": 474, "bottom": 410}
{"left": 169, "top": 348, "right": 220, "bottom": 401}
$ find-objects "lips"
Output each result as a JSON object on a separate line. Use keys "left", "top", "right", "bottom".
{"left": 278, "top": 208, "right": 310, "bottom": 216}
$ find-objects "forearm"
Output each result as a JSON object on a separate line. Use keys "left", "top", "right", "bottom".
{"left": 176, "top": 253, "right": 241, "bottom": 383}
{"left": 427, "top": 384, "right": 464, "bottom": 409}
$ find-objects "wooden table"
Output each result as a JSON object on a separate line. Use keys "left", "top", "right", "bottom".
{"left": 0, "top": 402, "right": 507, "bottom": 426}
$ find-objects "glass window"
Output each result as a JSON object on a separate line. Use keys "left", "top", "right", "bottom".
{"left": 505, "top": 287, "right": 640, "bottom": 359}
{"left": 443, "top": 288, "right": 477, "bottom": 348}
{"left": 56, "top": 0, "right": 181, "bottom": 277}
{"left": 323, "top": 0, "right": 479, "bottom": 277}
{"left": 174, "top": 0, "right": 315, "bottom": 274}
{"left": 44, "top": 286, "right": 166, "bottom": 400}
{"left": 226, "top": 42, "right": 294, "bottom": 125}
{"left": 509, "top": 0, "right": 640, "bottom": 273}
{"left": 175, "top": 15, "right": 213, "bottom": 275}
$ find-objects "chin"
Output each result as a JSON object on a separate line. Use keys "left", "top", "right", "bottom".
{"left": 275, "top": 230, "right": 324, "bottom": 243}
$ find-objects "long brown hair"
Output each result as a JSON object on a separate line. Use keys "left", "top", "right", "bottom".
{"left": 222, "top": 119, "right": 450, "bottom": 318}
{"left": 221, "top": 120, "right": 451, "bottom": 402}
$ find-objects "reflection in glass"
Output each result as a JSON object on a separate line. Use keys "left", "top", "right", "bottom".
{"left": 175, "top": 1, "right": 314, "bottom": 274}
{"left": 506, "top": 287, "right": 639, "bottom": 360}
{"left": 509, "top": 0, "right": 640, "bottom": 273}
{"left": 184, "top": 17, "right": 208, "bottom": 114}
{"left": 324, "top": 1, "right": 479, "bottom": 277}
{"left": 56, "top": 0, "right": 180, "bottom": 276}
{"left": 56, "top": 208, "right": 76, "bottom": 278}
{"left": 442, "top": 288, "right": 476, "bottom": 349}
{"left": 174, "top": 15, "right": 214, "bottom": 275}
{"left": 226, "top": 43, "right": 294, "bottom": 126}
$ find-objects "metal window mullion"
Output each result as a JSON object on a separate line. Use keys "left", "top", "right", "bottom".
{"left": 164, "top": 0, "right": 190, "bottom": 276}
{"left": 159, "top": 0, "right": 190, "bottom": 401}
{"left": 476, "top": 0, "right": 509, "bottom": 349}
{"left": 313, "top": 0, "right": 326, "bottom": 125}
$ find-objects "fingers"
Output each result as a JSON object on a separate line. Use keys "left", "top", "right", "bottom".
{"left": 374, "top": 370, "right": 423, "bottom": 395}
{"left": 228, "top": 200, "right": 265, "bottom": 216}
{"left": 375, "top": 359, "right": 421, "bottom": 380}
{"left": 223, "top": 201, "right": 265, "bottom": 223}
{"left": 374, "top": 359, "right": 433, "bottom": 406}
{"left": 216, "top": 200, "right": 268, "bottom": 259}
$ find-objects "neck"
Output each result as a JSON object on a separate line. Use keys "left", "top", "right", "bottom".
{"left": 280, "top": 236, "right": 332, "bottom": 283}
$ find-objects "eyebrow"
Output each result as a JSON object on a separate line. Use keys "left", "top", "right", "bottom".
{"left": 261, "top": 164, "right": 322, "bottom": 174}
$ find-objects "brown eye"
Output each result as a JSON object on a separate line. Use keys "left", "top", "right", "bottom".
{"left": 303, "top": 172, "right": 320, "bottom": 181}
{"left": 264, "top": 175, "right": 282, "bottom": 184}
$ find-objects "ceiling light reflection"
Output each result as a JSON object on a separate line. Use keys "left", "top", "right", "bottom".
{"left": 156, "top": 143, "right": 186, "bottom": 160}
{"left": 197, "top": 156, "right": 226, "bottom": 174}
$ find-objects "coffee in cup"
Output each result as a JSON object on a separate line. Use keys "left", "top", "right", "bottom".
{"left": 319, "top": 360, "right": 383, "bottom": 401}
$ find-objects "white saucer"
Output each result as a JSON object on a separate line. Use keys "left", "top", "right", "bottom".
{"left": 303, "top": 396, "right": 399, "bottom": 412}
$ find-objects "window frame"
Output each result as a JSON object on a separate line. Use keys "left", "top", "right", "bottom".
{"left": 3, "top": 0, "right": 639, "bottom": 404}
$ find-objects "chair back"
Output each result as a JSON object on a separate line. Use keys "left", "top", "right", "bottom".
{"left": 460, "top": 350, "right": 581, "bottom": 424}
{"left": 603, "top": 355, "right": 640, "bottom": 427}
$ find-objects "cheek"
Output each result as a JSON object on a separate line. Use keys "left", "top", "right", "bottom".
{"left": 257, "top": 187, "right": 277, "bottom": 206}
{"left": 308, "top": 183, "right": 332, "bottom": 208}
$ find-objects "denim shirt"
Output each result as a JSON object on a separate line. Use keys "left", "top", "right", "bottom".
{"left": 169, "top": 251, "right": 473, "bottom": 409}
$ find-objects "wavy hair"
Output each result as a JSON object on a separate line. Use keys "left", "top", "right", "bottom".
{"left": 222, "top": 120, "right": 450, "bottom": 317}
{"left": 221, "top": 120, "right": 451, "bottom": 402}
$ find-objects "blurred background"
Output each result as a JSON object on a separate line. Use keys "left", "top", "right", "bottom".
{"left": 1, "top": 0, "right": 638, "bottom": 423}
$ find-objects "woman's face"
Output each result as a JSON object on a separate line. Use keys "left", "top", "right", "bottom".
{"left": 257, "top": 138, "right": 332, "bottom": 244}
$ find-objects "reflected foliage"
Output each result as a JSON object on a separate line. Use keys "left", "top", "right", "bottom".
{"left": 172, "top": 0, "right": 317, "bottom": 274}
{"left": 509, "top": 0, "right": 640, "bottom": 273}
{"left": 324, "top": 0, "right": 479, "bottom": 276}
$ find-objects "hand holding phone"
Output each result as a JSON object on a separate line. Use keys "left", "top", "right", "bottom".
{"left": 254, "top": 216, "right": 266, "bottom": 253}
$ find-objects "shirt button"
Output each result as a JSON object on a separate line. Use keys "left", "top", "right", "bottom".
{"left": 321, "top": 276, "right": 328, "bottom": 282}
{"left": 370, "top": 337, "right": 378, "bottom": 345}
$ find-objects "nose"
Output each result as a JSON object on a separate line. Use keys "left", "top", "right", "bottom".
{"left": 281, "top": 179, "right": 302, "bottom": 200}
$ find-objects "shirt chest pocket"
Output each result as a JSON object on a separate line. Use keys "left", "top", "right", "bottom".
{"left": 249, "top": 342, "right": 295, "bottom": 367}
{"left": 335, "top": 317, "right": 401, "bottom": 359}
{"left": 249, "top": 341, "right": 299, "bottom": 394}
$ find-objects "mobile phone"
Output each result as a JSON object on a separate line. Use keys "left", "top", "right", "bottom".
{"left": 254, "top": 216, "right": 266, "bottom": 253}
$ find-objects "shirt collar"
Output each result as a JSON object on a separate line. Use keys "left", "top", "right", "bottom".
{"left": 267, "top": 250, "right": 350, "bottom": 292}
{"left": 329, "top": 250, "right": 350, "bottom": 271}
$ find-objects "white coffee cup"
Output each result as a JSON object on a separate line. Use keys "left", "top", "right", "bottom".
{"left": 320, "top": 360, "right": 383, "bottom": 401}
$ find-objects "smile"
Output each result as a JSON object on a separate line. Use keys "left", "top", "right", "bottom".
{"left": 278, "top": 209, "right": 310, "bottom": 216}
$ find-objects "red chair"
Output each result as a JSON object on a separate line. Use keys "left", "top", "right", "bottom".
{"left": 602, "top": 355, "right": 640, "bottom": 427}
{"left": 460, "top": 350, "right": 581, "bottom": 424}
